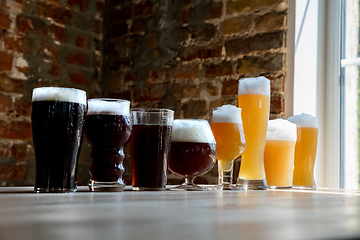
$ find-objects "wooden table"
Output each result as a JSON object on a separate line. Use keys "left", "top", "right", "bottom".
{"left": 0, "top": 186, "right": 359, "bottom": 240}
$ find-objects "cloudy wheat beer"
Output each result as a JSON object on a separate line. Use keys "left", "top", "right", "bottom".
{"left": 211, "top": 105, "right": 246, "bottom": 190}
{"left": 86, "top": 99, "right": 132, "bottom": 192}
{"left": 264, "top": 119, "right": 297, "bottom": 188}
{"left": 169, "top": 119, "right": 217, "bottom": 191}
{"left": 288, "top": 113, "right": 319, "bottom": 189}
{"left": 32, "top": 87, "right": 86, "bottom": 193}
{"left": 237, "top": 76, "right": 270, "bottom": 189}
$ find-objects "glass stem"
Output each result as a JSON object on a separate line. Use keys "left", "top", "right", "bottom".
{"left": 218, "top": 164, "right": 233, "bottom": 187}
{"left": 185, "top": 177, "right": 194, "bottom": 185}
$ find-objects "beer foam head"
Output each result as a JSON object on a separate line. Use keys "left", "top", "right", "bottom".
{"left": 238, "top": 76, "right": 270, "bottom": 96}
{"left": 87, "top": 99, "right": 130, "bottom": 115}
{"left": 172, "top": 119, "right": 216, "bottom": 143}
{"left": 267, "top": 119, "right": 297, "bottom": 142}
{"left": 32, "top": 87, "right": 86, "bottom": 105}
{"left": 212, "top": 105, "right": 243, "bottom": 124}
{"left": 287, "top": 113, "right": 319, "bottom": 128}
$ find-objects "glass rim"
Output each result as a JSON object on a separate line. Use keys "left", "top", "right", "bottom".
{"left": 33, "top": 86, "right": 86, "bottom": 94}
{"left": 131, "top": 108, "right": 174, "bottom": 114}
{"left": 32, "top": 86, "right": 86, "bottom": 104}
{"left": 88, "top": 98, "right": 130, "bottom": 103}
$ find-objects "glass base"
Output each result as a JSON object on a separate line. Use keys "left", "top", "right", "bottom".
{"left": 132, "top": 186, "right": 165, "bottom": 191}
{"left": 292, "top": 185, "right": 316, "bottom": 190}
{"left": 34, "top": 187, "right": 77, "bottom": 193}
{"left": 236, "top": 178, "right": 267, "bottom": 190}
{"left": 170, "top": 182, "right": 208, "bottom": 191}
{"left": 268, "top": 186, "right": 292, "bottom": 189}
{"left": 88, "top": 180, "right": 125, "bottom": 192}
{"left": 213, "top": 184, "right": 242, "bottom": 191}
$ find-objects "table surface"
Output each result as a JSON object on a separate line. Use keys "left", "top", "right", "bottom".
{"left": 0, "top": 186, "right": 359, "bottom": 240}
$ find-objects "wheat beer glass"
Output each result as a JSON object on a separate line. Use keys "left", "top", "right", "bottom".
{"left": 236, "top": 76, "right": 270, "bottom": 189}
{"left": 288, "top": 113, "right": 319, "bottom": 189}
{"left": 32, "top": 87, "right": 87, "bottom": 193}
{"left": 168, "top": 119, "right": 217, "bottom": 191}
{"left": 264, "top": 119, "right": 297, "bottom": 188}
{"left": 211, "top": 105, "right": 246, "bottom": 190}
{"left": 131, "top": 109, "right": 174, "bottom": 191}
{"left": 86, "top": 99, "right": 132, "bottom": 192}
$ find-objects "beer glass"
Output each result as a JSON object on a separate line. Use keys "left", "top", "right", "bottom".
{"left": 288, "top": 113, "right": 319, "bottom": 189}
{"left": 131, "top": 108, "right": 174, "bottom": 191}
{"left": 264, "top": 119, "right": 297, "bottom": 188}
{"left": 86, "top": 99, "right": 132, "bottom": 192}
{"left": 31, "top": 87, "right": 87, "bottom": 193}
{"left": 211, "top": 105, "right": 246, "bottom": 190}
{"left": 236, "top": 76, "right": 270, "bottom": 189}
{"left": 168, "top": 119, "right": 217, "bottom": 191}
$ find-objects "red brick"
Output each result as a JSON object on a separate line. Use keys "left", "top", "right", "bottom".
{"left": 182, "top": 8, "right": 190, "bottom": 24}
{"left": 125, "top": 72, "right": 139, "bottom": 82}
{"left": 180, "top": 45, "right": 223, "bottom": 61}
{"left": 0, "top": 146, "right": 10, "bottom": 158}
{"left": 134, "top": 1, "right": 153, "bottom": 17}
{"left": 147, "top": 67, "right": 173, "bottom": 83}
{"left": 38, "top": 43, "right": 58, "bottom": 61}
{"left": 0, "top": 121, "right": 32, "bottom": 140}
{"left": 0, "top": 8, "right": 11, "bottom": 30}
{"left": 133, "top": 85, "right": 165, "bottom": 103}
{"left": 189, "top": 24, "right": 216, "bottom": 40}
{"left": 69, "top": 71, "right": 89, "bottom": 86}
{"left": 182, "top": 99, "right": 207, "bottom": 119}
{"left": 67, "top": 0, "right": 87, "bottom": 11}
{"left": 91, "top": 19, "right": 102, "bottom": 35}
{"left": 66, "top": 52, "right": 88, "bottom": 67}
{"left": 35, "top": 2, "right": 73, "bottom": 25}
{"left": 0, "top": 93, "right": 12, "bottom": 113}
{"left": 0, "top": 51, "right": 13, "bottom": 71}
{"left": 270, "top": 95, "right": 284, "bottom": 114}
{"left": 108, "top": 91, "right": 131, "bottom": 101}
{"left": 49, "top": 62, "right": 63, "bottom": 78}
{"left": 11, "top": 144, "right": 28, "bottom": 161}
{"left": 222, "top": 79, "right": 238, "bottom": 96}
{"left": 206, "top": 2, "right": 223, "bottom": 20}
{"left": 4, "top": 34, "right": 26, "bottom": 53}
{"left": 0, "top": 164, "right": 28, "bottom": 182}
{"left": 226, "top": 0, "right": 282, "bottom": 14}
{"left": 175, "top": 63, "right": 199, "bottom": 79}
{"left": 204, "top": 61, "right": 233, "bottom": 78}
{"left": 14, "top": 98, "right": 31, "bottom": 116}
{"left": 93, "top": 53, "right": 101, "bottom": 68}
{"left": 17, "top": 15, "right": 48, "bottom": 36}
{"left": 75, "top": 34, "right": 90, "bottom": 50}
{"left": 49, "top": 25, "right": 66, "bottom": 42}
{"left": 0, "top": 75, "right": 24, "bottom": 94}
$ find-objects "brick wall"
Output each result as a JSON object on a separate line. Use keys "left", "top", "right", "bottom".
{"left": 103, "top": 0, "right": 288, "bottom": 185}
{"left": 0, "top": 0, "right": 288, "bottom": 186}
{"left": 0, "top": 0, "right": 103, "bottom": 186}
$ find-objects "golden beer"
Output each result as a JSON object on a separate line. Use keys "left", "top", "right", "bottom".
{"left": 263, "top": 119, "right": 297, "bottom": 188}
{"left": 288, "top": 114, "right": 318, "bottom": 189}
{"left": 237, "top": 77, "right": 270, "bottom": 189}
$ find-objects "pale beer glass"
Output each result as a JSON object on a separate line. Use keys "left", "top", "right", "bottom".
{"left": 236, "top": 76, "right": 270, "bottom": 189}
{"left": 288, "top": 113, "right": 319, "bottom": 189}
{"left": 264, "top": 119, "right": 297, "bottom": 188}
{"left": 211, "top": 105, "right": 246, "bottom": 190}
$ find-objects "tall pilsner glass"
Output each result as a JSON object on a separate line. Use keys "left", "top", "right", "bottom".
{"left": 288, "top": 113, "right": 319, "bottom": 189}
{"left": 236, "top": 76, "right": 270, "bottom": 190}
{"left": 32, "top": 87, "right": 87, "bottom": 193}
{"left": 211, "top": 105, "right": 246, "bottom": 190}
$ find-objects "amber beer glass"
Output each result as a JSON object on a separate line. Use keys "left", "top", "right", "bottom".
{"left": 288, "top": 113, "right": 319, "bottom": 189}
{"left": 264, "top": 119, "right": 297, "bottom": 188}
{"left": 211, "top": 105, "right": 246, "bottom": 190}
{"left": 31, "top": 87, "right": 87, "bottom": 193}
{"left": 86, "top": 99, "right": 132, "bottom": 192}
{"left": 236, "top": 76, "right": 270, "bottom": 189}
{"left": 131, "top": 109, "right": 174, "bottom": 191}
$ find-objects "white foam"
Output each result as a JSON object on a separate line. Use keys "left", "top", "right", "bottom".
{"left": 266, "top": 119, "right": 297, "bottom": 142}
{"left": 287, "top": 113, "right": 319, "bottom": 128}
{"left": 87, "top": 99, "right": 130, "bottom": 115}
{"left": 171, "top": 119, "right": 216, "bottom": 143}
{"left": 32, "top": 87, "right": 86, "bottom": 105}
{"left": 238, "top": 76, "right": 270, "bottom": 96}
{"left": 212, "top": 105, "right": 243, "bottom": 124}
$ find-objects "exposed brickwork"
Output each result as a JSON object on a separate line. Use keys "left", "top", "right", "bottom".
{"left": 103, "top": 0, "right": 289, "bottom": 184}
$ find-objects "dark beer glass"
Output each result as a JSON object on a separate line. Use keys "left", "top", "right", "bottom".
{"left": 31, "top": 87, "right": 87, "bottom": 193}
{"left": 131, "top": 108, "right": 174, "bottom": 191}
{"left": 168, "top": 119, "right": 217, "bottom": 191}
{"left": 86, "top": 99, "right": 132, "bottom": 192}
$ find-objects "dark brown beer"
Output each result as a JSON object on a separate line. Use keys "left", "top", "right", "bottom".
{"left": 32, "top": 100, "right": 86, "bottom": 192}
{"left": 168, "top": 142, "right": 216, "bottom": 177}
{"left": 86, "top": 114, "right": 132, "bottom": 182}
{"left": 131, "top": 124, "right": 172, "bottom": 190}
